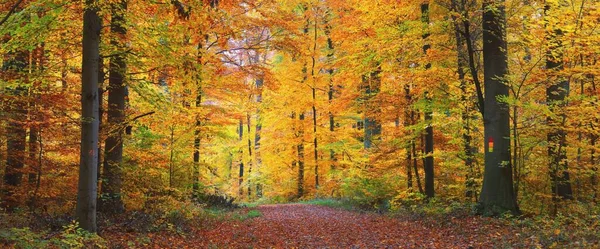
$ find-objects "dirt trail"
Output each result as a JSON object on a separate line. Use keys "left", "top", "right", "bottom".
{"left": 194, "top": 204, "right": 511, "bottom": 248}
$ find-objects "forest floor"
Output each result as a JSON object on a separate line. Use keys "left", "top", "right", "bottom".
{"left": 103, "top": 204, "right": 545, "bottom": 248}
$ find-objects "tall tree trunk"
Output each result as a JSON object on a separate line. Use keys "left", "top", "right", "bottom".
{"left": 479, "top": 0, "right": 519, "bottom": 215}
{"left": 255, "top": 78, "right": 263, "bottom": 197}
{"left": 27, "top": 47, "right": 41, "bottom": 186}
{"left": 238, "top": 118, "right": 244, "bottom": 197}
{"left": 325, "top": 21, "right": 336, "bottom": 174}
{"left": 27, "top": 123, "right": 38, "bottom": 183}
{"left": 363, "top": 70, "right": 381, "bottom": 150}
{"left": 297, "top": 112, "right": 305, "bottom": 198}
{"left": 3, "top": 50, "right": 28, "bottom": 211}
{"left": 404, "top": 85, "right": 414, "bottom": 191}
{"left": 296, "top": 9, "right": 308, "bottom": 198}
{"left": 28, "top": 45, "right": 45, "bottom": 209}
{"left": 193, "top": 88, "right": 201, "bottom": 195}
{"left": 545, "top": 1, "right": 573, "bottom": 203}
{"left": 421, "top": 2, "right": 434, "bottom": 199}
{"left": 311, "top": 16, "right": 319, "bottom": 191}
{"left": 169, "top": 125, "right": 175, "bottom": 188}
{"left": 451, "top": 0, "right": 476, "bottom": 200}
{"left": 246, "top": 112, "right": 253, "bottom": 198}
{"left": 192, "top": 38, "right": 205, "bottom": 196}
{"left": 100, "top": 0, "right": 127, "bottom": 214}
{"left": 76, "top": 0, "right": 101, "bottom": 232}
{"left": 413, "top": 127, "right": 424, "bottom": 194}
{"left": 413, "top": 110, "right": 424, "bottom": 194}
{"left": 97, "top": 56, "right": 104, "bottom": 185}
{"left": 592, "top": 130, "right": 597, "bottom": 202}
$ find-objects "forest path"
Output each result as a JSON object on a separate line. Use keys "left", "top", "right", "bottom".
{"left": 192, "top": 204, "right": 513, "bottom": 248}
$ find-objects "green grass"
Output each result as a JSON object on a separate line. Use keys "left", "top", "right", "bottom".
{"left": 206, "top": 207, "right": 262, "bottom": 221}
{"left": 300, "top": 198, "right": 356, "bottom": 211}
{"left": 246, "top": 210, "right": 262, "bottom": 219}
{"left": 232, "top": 209, "right": 262, "bottom": 221}
{"left": 240, "top": 203, "right": 259, "bottom": 208}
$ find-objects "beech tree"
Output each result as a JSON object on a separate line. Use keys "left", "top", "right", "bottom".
{"left": 545, "top": 0, "right": 573, "bottom": 204}
{"left": 76, "top": 0, "right": 101, "bottom": 232}
{"left": 100, "top": 0, "right": 128, "bottom": 214}
{"left": 478, "top": 0, "right": 519, "bottom": 215}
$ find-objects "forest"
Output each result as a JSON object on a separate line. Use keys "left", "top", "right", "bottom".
{"left": 1, "top": 0, "right": 599, "bottom": 247}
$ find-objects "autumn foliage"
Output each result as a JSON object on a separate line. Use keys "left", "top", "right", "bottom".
{"left": 1, "top": 0, "right": 600, "bottom": 246}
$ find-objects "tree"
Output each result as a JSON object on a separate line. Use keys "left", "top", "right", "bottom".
{"left": 76, "top": 0, "right": 101, "bottom": 232}
{"left": 478, "top": 0, "right": 519, "bottom": 215}
{"left": 421, "top": 1, "right": 434, "bottom": 199}
{"left": 1, "top": 0, "right": 28, "bottom": 211}
{"left": 545, "top": 0, "right": 573, "bottom": 204}
{"left": 100, "top": 0, "right": 128, "bottom": 214}
{"left": 450, "top": 0, "right": 478, "bottom": 200}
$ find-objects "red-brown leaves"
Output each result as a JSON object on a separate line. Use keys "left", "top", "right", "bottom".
{"left": 104, "top": 204, "right": 531, "bottom": 248}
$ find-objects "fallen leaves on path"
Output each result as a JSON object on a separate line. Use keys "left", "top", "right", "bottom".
{"left": 105, "top": 204, "right": 533, "bottom": 248}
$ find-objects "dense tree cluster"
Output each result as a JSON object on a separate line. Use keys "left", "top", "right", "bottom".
{"left": 1, "top": 0, "right": 598, "bottom": 231}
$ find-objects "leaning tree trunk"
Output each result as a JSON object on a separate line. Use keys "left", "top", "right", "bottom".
{"left": 545, "top": 1, "right": 573, "bottom": 204}
{"left": 76, "top": 0, "right": 101, "bottom": 232}
{"left": 478, "top": 0, "right": 519, "bottom": 215}
{"left": 100, "top": 0, "right": 127, "bottom": 214}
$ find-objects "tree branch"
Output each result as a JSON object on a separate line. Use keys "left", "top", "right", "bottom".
{"left": 0, "top": 0, "right": 24, "bottom": 27}
{"left": 128, "top": 111, "right": 155, "bottom": 123}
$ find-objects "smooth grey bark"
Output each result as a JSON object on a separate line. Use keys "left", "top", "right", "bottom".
{"left": 100, "top": 0, "right": 127, "bottom": 214}
{"left": 97, "top": 56, "right": 104, "bottom": 185}
{"left": 76, "top": 0, "right": 101, "bottom": 232}
{"left": 478, "top": 0, "right": 519, "bottom": 215}
{"left": 545, "top": 2, "right": 573, "bottom": 203}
